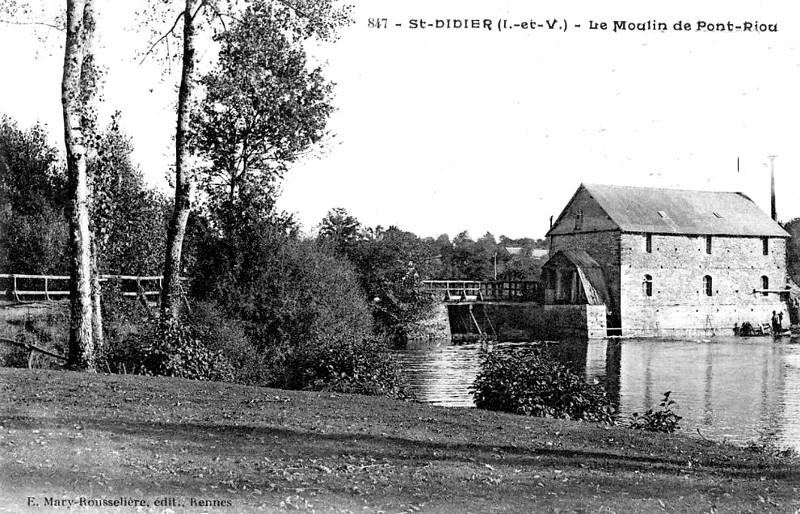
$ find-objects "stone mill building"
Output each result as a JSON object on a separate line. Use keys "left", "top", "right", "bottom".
{"left": 542, "top": 183, "right": 790, "bottom": 337}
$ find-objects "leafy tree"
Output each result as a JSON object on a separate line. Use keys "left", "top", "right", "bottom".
{"left": 450, "top": 231, "right": 491, "bottom": 279}
{"left": 476, "top": 231, "right": 499, "bottom": 279}
{"left": 318, "top": 207, "right": 363, "bottom": 253}
{"left": 89, "top": 115, "right": 169, "bottom": 275}
{"left": 193, "top": 2, "right": 334, "bottom": 213}
{"left": 785, "top": 218, "right": 800, "bottom": 285}
{"left": 500, "top": 252, "right": 543, "bottom": 281}
{"left": 425, "top": 233, "right": 454, "bottom": 279}
{"left": 1, "top": 209, "right": 69, "bottom": 275}
{"left": 0, "top": 116, "right": 69, "bottom": 274}
{"left": 0, "top": 116, "right": 66, "bottom": 217}
{"left": 352, "top": 227, "right": 436, "bottom": 342}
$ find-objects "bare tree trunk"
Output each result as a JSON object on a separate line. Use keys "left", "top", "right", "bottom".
{"left": 161, "top": 0, "right": 197, "bottom": 319}
{"left": 63, "top": 0, "right": 95, "bottom": 370}
{"left": 90, "top": 249, "right": 104, "bottom": 348}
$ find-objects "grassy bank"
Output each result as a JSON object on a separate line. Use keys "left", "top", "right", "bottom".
{"left": 1, "top": 369, "right": 798, "bottom": 513}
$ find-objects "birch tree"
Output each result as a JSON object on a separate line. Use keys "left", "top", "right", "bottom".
{"left": 62, "top": 0, "right": 98, "bottom": 369}
{"left": 1, "top": 1, "right": 103, "bottom": 367}
{"left": 159, "top": 0, "right": 199, "bottom": 318}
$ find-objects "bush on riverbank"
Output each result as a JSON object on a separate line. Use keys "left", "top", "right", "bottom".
{"left": 317, "top": 210, "right": 438, "bottom": 344}
{"left": 188, "top": 219, "right": 407, "bottom": 396}
{"left": 101, "top": 317, "right": 235, "bottom": 382}
{"left": 472, "top": 348, "right": 615, "bottom": 423}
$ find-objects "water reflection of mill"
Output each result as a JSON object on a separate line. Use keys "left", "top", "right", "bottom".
{"left": 397, "top": 337, "right": 800, "bottom": 450}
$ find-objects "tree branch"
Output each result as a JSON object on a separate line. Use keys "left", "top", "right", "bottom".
{"left": 190, "top": 1, "right": 207, "bottom": 23}
{"left": 0, "top": 18, "right": 64, "bottom": 32}
{"left": 278, "top": 0, "right": 309, "bottom": 20}
{"left": 204, "top": 2, "right": 227, "bottom": 32}
{"left": 0, "top": 337, "right": 67, "bottom": 361}
{"left": 139, "top": 10, "right": 185, "bottom": 65}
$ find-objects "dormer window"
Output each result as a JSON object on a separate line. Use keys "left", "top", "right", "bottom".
{"left": 575, "top": 211, "right": 583, "bottom": 231}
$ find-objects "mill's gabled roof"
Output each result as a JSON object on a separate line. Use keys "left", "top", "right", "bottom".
{"left": 542, "top": 249, "right": 601, "bottom": 270}
{"left": 547, "top": 183, "right": 789, "bottom": 238}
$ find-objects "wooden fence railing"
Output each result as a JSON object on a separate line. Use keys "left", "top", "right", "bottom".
{"left": 422, "top": 280, "right": 542, "bottom": 303}
{"left": 0, "top": 274, "right": 163, "bottom": 303}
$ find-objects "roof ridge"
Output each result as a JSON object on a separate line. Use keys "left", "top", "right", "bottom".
{"left": 582, "top": 183, "right": 743, "bottom": 195}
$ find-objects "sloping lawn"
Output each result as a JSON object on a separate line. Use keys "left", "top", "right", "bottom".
{"left": 1, "top": 368, "right": 798, "bottom": 513}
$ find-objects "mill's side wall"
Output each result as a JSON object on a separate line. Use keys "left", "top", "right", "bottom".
{"left": 619, "top": 233, "right": 789, "bottom": 336}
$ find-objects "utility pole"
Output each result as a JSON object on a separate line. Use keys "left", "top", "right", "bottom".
{"left": 769, "top": 155, "right": 777, "bottom": 221}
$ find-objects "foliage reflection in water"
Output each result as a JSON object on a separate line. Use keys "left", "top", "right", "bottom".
{"left": 395, "top": 336, "right": 800, "bottom": 450}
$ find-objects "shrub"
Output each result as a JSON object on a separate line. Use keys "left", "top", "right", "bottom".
{"left": 472, "top": 348, "right": 615, "bottom": 423}
{"left": 186, "top": 301, "right": 266, "bottom": 386}
{"left": 102, "top": 318, "right": 234, "bottom": 382}
{"left": 260, "top": 328, "right": 409, "bottom": 397}
{"left": 305, "top": 337, "right": 409, "bottom": 398}
{"left": 192, "top": 221, "right": 407, "bottom": 395}
{"left": 318, "top": 220, "right": 438, "bottom": 344}
{"left": 628, "top": 391, "right": 682, "bottom": 433}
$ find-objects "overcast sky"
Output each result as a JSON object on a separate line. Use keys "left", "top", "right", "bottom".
{"left": 1, "top": 0, "right": 797, "bottom": 239}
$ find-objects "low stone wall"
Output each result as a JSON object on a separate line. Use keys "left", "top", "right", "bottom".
{"left": 446, "top": 302, "right": 607, "bottom": 341}
{"left": 545, "top": 304, "right": 608, "bottom": 339}
{"left": 405, "top": 302, "right": 452, "bottom": 342}
{"left": 621, "top": 302, "right": 790, "bottom": 338}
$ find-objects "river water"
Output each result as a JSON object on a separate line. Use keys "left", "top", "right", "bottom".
{"left": 395, "top": 336, "right": 800, "bottom": 450}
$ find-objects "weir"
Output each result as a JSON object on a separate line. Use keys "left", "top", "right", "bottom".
{"left": 412, "top": 280, "right": 608, "bottom": 342}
